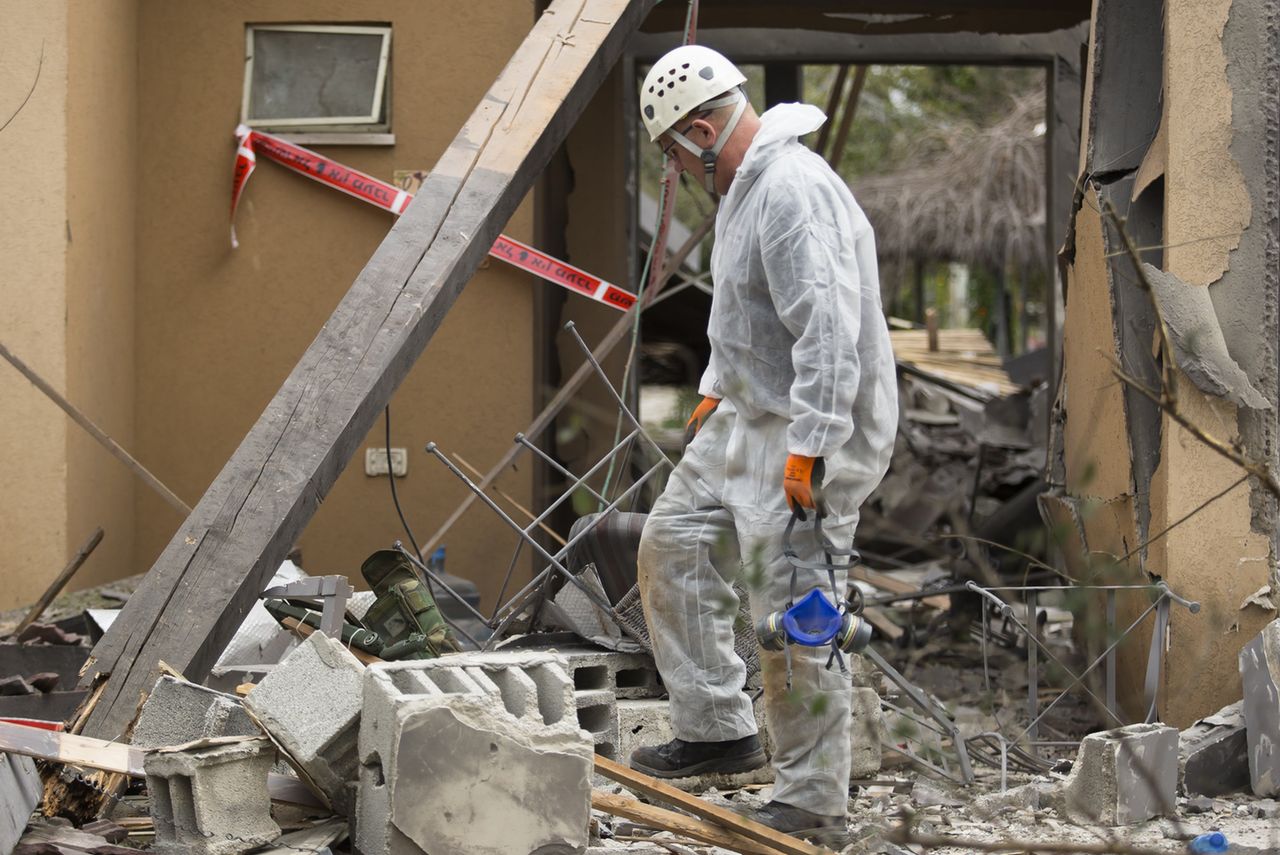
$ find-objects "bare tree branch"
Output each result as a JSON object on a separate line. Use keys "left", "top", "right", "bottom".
{"left": 1108, "top": 356, "right": 1280, "bottom": 497}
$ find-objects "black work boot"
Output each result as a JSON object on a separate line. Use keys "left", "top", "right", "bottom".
{"left": 749, "top": 800, "right": 848, "bottom": 847}
{"left": 629, "top": 734, "right": 766, "bottom": 778}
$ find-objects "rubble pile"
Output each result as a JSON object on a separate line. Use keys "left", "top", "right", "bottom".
{"left": 1, "top": 573, "right": 1279, "bottom": 853}
{"left": 0, "top": 332, "right": 1275, "bottom": 854}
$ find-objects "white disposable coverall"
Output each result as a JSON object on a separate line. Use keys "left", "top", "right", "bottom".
{"left": 638, "top": 103, "right": 897, "bottom": 815}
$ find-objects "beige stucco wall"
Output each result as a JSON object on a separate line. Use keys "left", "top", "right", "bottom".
{"left": 1149, "top": 0, "right": 1273, "bottom": 726}
{"left": 132, "top": 0, "right": 538, "bottom": 609}
{"left": 0, "top": 2, "right": 71, "bottom": 611}
{"left": 1149, "top": 379, "right": 1271, "bottom": 725}
{"left": 1059, "top": 0, "right": 1276, "bottom": 726}
{"left": 64, "top": 0, "right": 140, "bottom": 595}
{"left": 1052, "top": 186, "right": 1155, "bottom": 722}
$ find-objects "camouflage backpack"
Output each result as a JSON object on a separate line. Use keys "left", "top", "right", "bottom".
{"left": 359, "top": 549, "right": 459, "bottom": 660}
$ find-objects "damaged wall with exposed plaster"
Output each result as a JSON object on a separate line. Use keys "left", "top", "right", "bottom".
{"left": 1049, "top": 0, "right": 1279, "bottom": 726}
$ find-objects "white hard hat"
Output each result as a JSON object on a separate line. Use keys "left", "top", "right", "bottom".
{"left": 639, "top": 45, "right": 747, "bottom": 143}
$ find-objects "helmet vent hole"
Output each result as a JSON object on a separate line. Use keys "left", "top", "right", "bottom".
{"left": 657, "top": 90, "right": 664, "bottom": 98}
{"left": 699, "top": 66, "right": 714, "bottom": 80}
{"left": 647, "top": 86, "right": 654, "bottom": 93}
{"left": 673, "top": 105, "right": 679, "bottom": 111}
{"left": 668, "top": 67, "right": 676, "bottom": 75}
{"left": 682, "top": 63, "right": 690, "bottom": 69}
{"left": 657, "top": 76, "right": 664, "bottom": 83}
{"left": 667, "top": 81, "right": 675, "bottom": 89}
{"left": 679, "top": 75, "right": 687, "bottom": 82}
{"left": 644, "top": 105, "right": 655, "bottom": 119}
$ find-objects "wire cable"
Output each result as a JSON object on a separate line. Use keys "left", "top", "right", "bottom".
{"left": 383, "top": 404, "right": 441, "bottom": 608}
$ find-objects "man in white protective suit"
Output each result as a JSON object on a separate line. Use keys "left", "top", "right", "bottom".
{"left": 630, "top": 46, "right": 898, "bottom": 843}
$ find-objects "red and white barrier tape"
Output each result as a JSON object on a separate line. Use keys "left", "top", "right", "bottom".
{"left": 230, "top": 125, "right": 636, "bottom": 312}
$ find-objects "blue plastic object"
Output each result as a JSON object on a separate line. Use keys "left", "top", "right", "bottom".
{"left": 1188, "top": 832, "right": 1229, "bottom": 853}
{"left": 429, "top": 546, "right": 446, "bottom": 573}
{"left": 780, "top": 588, "right": 844, "bottom": 647}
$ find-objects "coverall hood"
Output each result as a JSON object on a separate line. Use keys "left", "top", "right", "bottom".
{"left": 733, "top": 102, "right": 828, "bottom": 188}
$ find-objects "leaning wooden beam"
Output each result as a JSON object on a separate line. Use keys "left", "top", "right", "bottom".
{"left": 77, "top": 0, "right": 657, "bottom": 742}
{"left": 593, "top": 755, "right": 832, "bottom": 855}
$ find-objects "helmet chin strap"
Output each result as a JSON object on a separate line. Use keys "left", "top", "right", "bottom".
{"left": 668, "top": 88, "right": 748, "bottom": 195}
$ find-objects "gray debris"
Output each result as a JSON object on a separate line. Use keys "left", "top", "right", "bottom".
{"left": 357, "top": 653, "right": 592, "bottom": 855}
{"left": 144, "top": 736, "right": 281, "bottom": 855}
{"left": 1252, "top": 798, "right": 1280, "bottom": 819}
{"left": 245, "top": 632, "right": 365, "bottom": 812}
{"left": 1240, "top": 620, "right": 1280, "bottom": 796}
{"left": 1183, "top": 795, "right": 1218, "bottom": 814}
{"left": 1179, "top": 700, "right": 1250, "bottom": 797}
{"left": 911, "top": 779, "right": 967, "bottom": 808}
{"left": 1144, "top": 263, "right": 1270, "bottom": 409}
{"left": 133, "top": 675, "right": 261, "bottom": 749}
{"left": 1063, "top": 723, "right": 1179, "bottom": 825}
{"left": 1, "top": 752, "right": 40, "bottom": 855}
{"left": 973, "top": 780, "right": 1059, "bottom": 815}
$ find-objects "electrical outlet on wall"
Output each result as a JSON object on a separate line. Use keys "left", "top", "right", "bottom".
{"left": 365, "top": 447, "right": 407, "bottom": 477}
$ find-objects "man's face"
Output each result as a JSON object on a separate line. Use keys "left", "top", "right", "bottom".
{"left": 657, "top": 116, "right": 713, "bottom": 175}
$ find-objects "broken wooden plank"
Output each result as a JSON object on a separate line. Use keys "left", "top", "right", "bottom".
{"left": 0, "top": 721, "right": 320, "bottom": 806}
{"left": 852, "top": 565, "right": 951, "bottom": 611}
{"left": 861, "top": 606, "right": 904, "bottom": 642}
{"left": 14, "top": 528, "right": 104, "bottom": 637}
{"left": 0, "top": 719, "right": 142, "bottom": 775}
{"left": 77, "top": 0, "right": 657, "bottom": 742}
{"left": 591, "top": 791, "right": 781, "bottom": 855}
{"left": 593, "top": 755, "right": 832, "bottom": 855}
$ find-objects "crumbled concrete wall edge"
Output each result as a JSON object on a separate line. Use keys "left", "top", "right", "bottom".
{"left": 1143, "top": 263, "right": 1270, "bottom": 409}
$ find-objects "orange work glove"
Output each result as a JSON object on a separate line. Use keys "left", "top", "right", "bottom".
{"left": 683, "top": 396, "right": 720, "bottom": 450}
{"left": 783, "top": 453, "right": 825, "bottom": 518}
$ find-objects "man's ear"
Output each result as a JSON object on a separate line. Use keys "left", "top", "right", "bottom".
{"left": 689, "top": 118, "right": 718, "bottom": 147}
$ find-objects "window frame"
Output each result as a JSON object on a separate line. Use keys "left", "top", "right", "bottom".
{"left": 241, "top": 24, "right": 393, "bottom": 133}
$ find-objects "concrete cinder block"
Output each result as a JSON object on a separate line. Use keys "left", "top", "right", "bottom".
{"left": 1240, "top": 620, "right": 1280, "bottom": 796}
{"left": 1178, "top": 700, "right": 1250, "bottom": 796}
{"left": 616, "top": 699, "right": 675, "bottom": 769}
{"left": 1063, "top": 723, "right": 1179, "bottom": 825}
{"left": 576, "top": 687, "right": 621, "bottom": 760}
{"left": 133, "top": 676, "right": 261, "bottom": 749}
{"left": 144, "top": 737, "right": 281, "bottom": 855}
{"left": 244, "top": 632, "right": 364, "bottom": 812}
{"left": 355, "top": 761, "right": 423, "bottom": 855}
{"left": 357, "top": 652, "right": 592, "bottom": 855}
{"left": 548, "top": 646, "right": 664, "bottom": 700}
{"left": 445, "top": 648, "right": 660, "bottom": 758}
